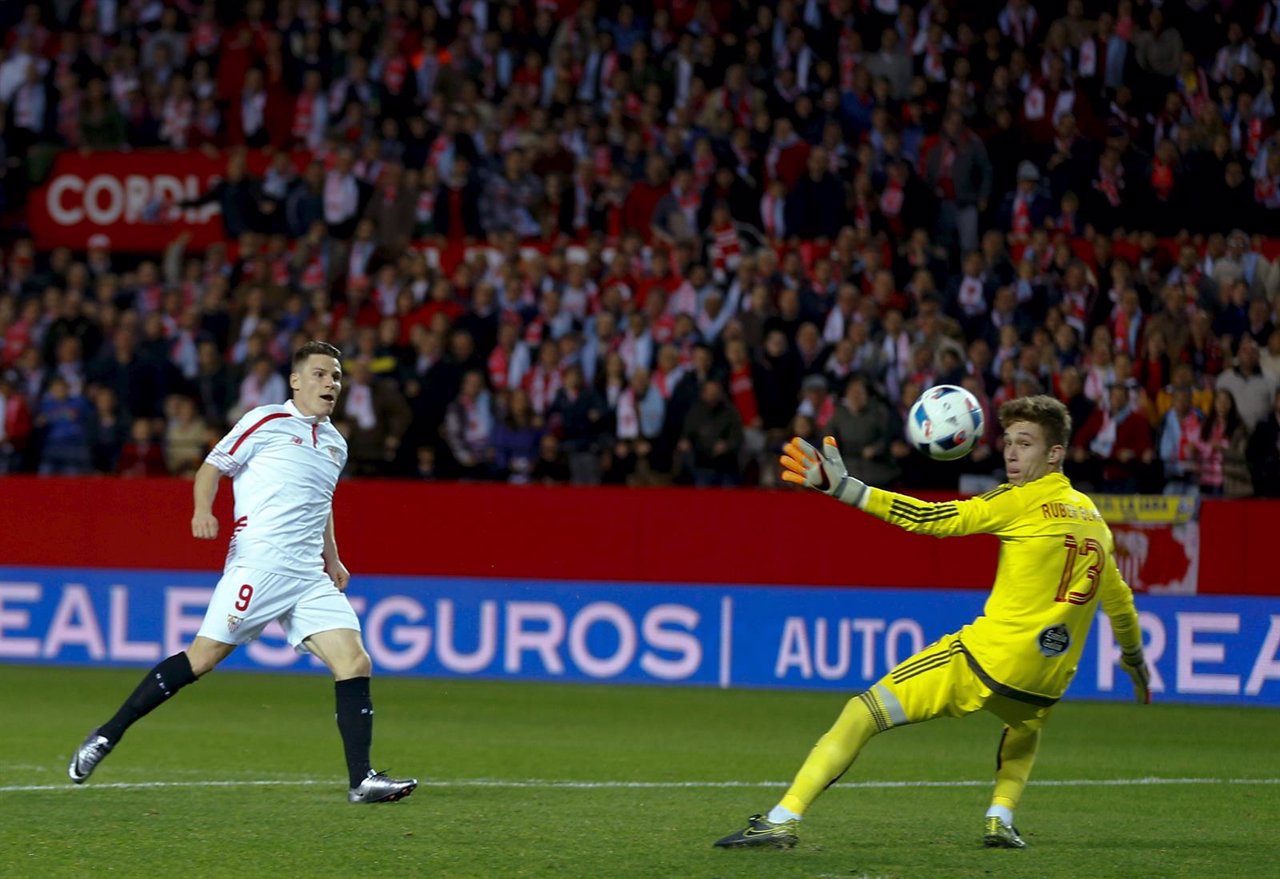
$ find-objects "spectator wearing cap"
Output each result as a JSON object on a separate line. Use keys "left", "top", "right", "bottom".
{"left": 795, "top": 373, "right": 835, "bottom": 433}
{"left": 998, "top": 162, "right": 1052, "bottom": 245}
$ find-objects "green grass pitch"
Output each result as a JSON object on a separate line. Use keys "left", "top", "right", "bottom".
{"left": 2, "top": 665, "right": 1278, "bottom": 878}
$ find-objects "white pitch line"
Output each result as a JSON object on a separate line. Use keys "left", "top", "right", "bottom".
{"left": 1, "top": 776, "right": 1278, "bottom": 794}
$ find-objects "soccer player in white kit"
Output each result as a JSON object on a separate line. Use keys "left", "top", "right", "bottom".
{"left": 69, "top": 341, "right": 417, "bottom": 804}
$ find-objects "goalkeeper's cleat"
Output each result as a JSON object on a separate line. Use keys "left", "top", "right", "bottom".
{"left": 983, "top": 816, "right": 1026, "bottom": 849}
{"left": 347, "top": 770, "right": 418, "bottom": 804}
{"left": 713, "top": 814, "right": 799, "bottom": 849}
{"left": 68, "top": 729, "right": 113, "bottom": 784}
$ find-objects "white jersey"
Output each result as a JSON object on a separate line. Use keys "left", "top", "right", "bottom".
{"left": 206, "top": 400, "right": 348, "bottom": 577}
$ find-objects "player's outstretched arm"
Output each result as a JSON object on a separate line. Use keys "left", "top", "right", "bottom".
{"left": 191, "top": 462, "right": 223, "bottom": 540}
{"left": 781, "top": 436, "right": 1012, "bottom": 538}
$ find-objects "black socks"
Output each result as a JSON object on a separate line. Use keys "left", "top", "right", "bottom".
{"left": 99, "top": 652, "right": 198, "bottom": 744}
{"left": 96, "top": 657, "right": 376, "bottom": 789}
{"left": 335, "top": 676, "right": 374, "bottom": 788}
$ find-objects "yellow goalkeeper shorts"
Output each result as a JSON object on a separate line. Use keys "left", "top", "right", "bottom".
{"left": 858, "top": 633, "right": 1054, "bottom": 734}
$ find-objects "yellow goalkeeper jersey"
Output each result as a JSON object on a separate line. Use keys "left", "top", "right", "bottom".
{"left": 862, "top": 472, "right": 1143, "bottom": 704}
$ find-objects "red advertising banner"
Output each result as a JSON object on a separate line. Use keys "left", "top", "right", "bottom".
{"left": 0, "top": 477, "right": 1266, "bottom": 596}
{"left": 28, "top": 150, "right": 230, "bottom": 252}
{"left": 26, "top": 149, "right": 304, "bottom": 254}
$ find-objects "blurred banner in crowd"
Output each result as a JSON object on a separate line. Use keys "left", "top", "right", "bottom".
{"left": 26, "top": 150, "right": 300, "bottom": 253}
{"left": 1095, "top": 495, "right": 1200, "bottom": 596}
{"left": 2, "top": 570, "right": 1276, "bottom": 706}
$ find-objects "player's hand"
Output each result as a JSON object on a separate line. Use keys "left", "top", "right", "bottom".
{"left": 780, "top": 436, "right": 867, "bottom": 506}
{"left": 328, "top": 558, "right": 351, "bottom": 592}
{"left": 191, "top": 511, "right": 218, "bottom": 540}
{"left": 1122, "top": 650, "right": 1152, "bottom": 704}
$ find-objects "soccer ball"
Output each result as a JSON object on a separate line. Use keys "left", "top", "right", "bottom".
{"left": 905, "top": 385, "right": 984, "bottom": 461}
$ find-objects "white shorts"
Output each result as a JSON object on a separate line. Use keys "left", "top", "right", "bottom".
{"left": 196, "top": 566, "right": 361, "bottom": 652}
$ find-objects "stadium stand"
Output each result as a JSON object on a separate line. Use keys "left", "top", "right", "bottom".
{"left": 0, "top": 0, "right": 1278, "bottom": 494}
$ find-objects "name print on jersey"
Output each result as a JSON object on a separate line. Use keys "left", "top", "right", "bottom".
{"left": 1040, "top": 502, "right": 1104, "bottom": 522}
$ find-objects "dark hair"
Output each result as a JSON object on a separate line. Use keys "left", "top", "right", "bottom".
{"left": 1201, "top": 389, "right": 1242, "bottom": 443}
{"left": 999, "top": 394, "right": 1072, "bottom": 449}
{"left": 292, "top": 340, "right": 341, "bottom": 369}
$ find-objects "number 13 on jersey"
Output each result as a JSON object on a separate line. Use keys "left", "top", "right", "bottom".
{"left": 1056, "top": 535, "right": 1102, "bottom": 605}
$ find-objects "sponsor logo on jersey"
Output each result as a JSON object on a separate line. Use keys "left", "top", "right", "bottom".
{"left": 291, "top": 436, "right": 304, "bottom": 445}
{"left": 1037, "top": 624, "right": 1070, "bottom": 657}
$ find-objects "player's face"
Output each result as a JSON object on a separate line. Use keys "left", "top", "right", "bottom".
{"left": 1002, "top": 420, "right": 1060, "bottom": 486}
{"left": 291, "top": 355, "right": 343, "bottom": 418}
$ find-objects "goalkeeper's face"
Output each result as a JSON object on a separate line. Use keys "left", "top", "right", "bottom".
{"left": 1002, "top": 420, "right": 1060, "bottom": 486}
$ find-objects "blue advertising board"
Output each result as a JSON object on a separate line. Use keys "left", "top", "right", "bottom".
{"left": 2, "top": 568, "right": 1278, "bottom": 705}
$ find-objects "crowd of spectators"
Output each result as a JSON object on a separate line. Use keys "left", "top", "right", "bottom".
{"left": 2, "top": 0, "right": 1280, "bottom": 496}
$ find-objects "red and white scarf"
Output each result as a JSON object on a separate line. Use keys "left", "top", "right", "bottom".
{"left": 615, "top": 388, "right": 640, "bottom": 439}
{"left": 524, "top": 365, "right": 563, "bottom": 415}
{"left": 292, "top": 92, "right": 317, "bottom": 140}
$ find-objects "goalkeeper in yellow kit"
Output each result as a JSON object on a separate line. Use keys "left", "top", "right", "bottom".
{"left": 714, "top": 395, "right": 1151, "bottom": 851}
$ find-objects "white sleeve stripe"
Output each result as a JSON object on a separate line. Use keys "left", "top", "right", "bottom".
{"left": 207, "top": 448, "right": 242, "bottom": 476}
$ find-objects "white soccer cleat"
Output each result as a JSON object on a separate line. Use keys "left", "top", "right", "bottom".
{"left": 68, "top": 729, "right": 113, "bottom": 784}
{"left": 347, "top": 770, "right": 418, "bottom": 804}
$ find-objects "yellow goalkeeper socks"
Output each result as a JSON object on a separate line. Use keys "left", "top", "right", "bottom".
{"left": 990, "top": 726, "right": 1041, "bottom": 814}
{"left": 776, "top": 690, "right": 885, "bottom": 817}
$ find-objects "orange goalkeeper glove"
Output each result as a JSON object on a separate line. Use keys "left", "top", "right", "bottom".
{"left": 1122, "top": 649, "right": 1152, "bottom": 704}
{"left": 780, "top": 436, "right": 868, "bottom": 507}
